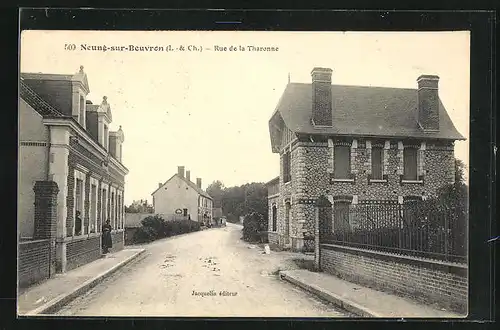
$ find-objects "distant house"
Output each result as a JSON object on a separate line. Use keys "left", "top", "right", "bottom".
{"left": 18, "top": 66, "right": 129, "bottom": 286}
{"left": 267, "top": 67, "right": 465, "bottom": 252}
{"left": 151, "top": 166, "right": 213, "bottom": 223}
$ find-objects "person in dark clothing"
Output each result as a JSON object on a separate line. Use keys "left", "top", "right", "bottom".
{"left": 75, "top": 211, "right": 82, "bottom": 236}
{"left": 102, "top": 220, "right": 113, "bottom": 254}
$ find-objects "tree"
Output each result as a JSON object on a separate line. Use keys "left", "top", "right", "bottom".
{"left": 206, "top": 180, "right": 225, "bottom": 208}
{"left": 207, "top": 181, "right": 269, "bottom": 224}
{"left": 125, "top": 199, "right": 154, "bottom": 213}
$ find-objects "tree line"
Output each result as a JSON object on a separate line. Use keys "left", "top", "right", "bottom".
{"left": 206, "top": 180, "right": 268, "bottom": 223}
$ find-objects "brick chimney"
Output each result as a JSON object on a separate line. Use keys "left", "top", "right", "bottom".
{"left": 311, "top": 67, "right": 333, "bottom": 127}
{"left": 417, "top": 75, "right": 440, "bottom": 131}
{"left": 196, "top": 178, "right": 202, "bottom": 189}
{"left": 178, "top": 166, "right": 185, "bottom": 178}
{"left": 158, "top": 182, "right": 162, "bottom": 188}
{"left": 186, "top": 170, "right": 191, "bottom": 182}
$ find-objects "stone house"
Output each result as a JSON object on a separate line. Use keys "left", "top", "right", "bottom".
{"left": 152, "top": 166, "right": 213, "bottom": 224}
{"left": 267, "top": 67, "right": 465, "bottom": 252}
{"left": 18, "top": 66, "right": 129, "bottom": 287}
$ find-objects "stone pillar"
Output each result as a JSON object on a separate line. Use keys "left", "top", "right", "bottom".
{"left": 33, "top": 181, "right": 59, "bottom": 277}
{"left": 397, "top": 141, "right": 404, "bottom": 175}
{"left": 48, "top": 125, "right": 70, "bottom": 273}
{"left": 315, "top": 195, "right": 332, "bottom": 271}
{"left": 314, "top": 206, "right": 320, "bottom": 271}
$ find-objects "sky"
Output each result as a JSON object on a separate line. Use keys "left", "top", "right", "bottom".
{"left": 20, "top": 31, "right": 470, "bottom": 205}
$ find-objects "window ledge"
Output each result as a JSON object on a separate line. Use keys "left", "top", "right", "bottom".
{"left": 369, "top": 179, "right": 388, "bottom": 183}
{"left": 401, "top": 180, "right": 423, "bottom": 184}
{"left": 284, "top": 181, "right": 291, "bottom": 186}
{"left": 332, "top": 178, "right": 355, "bottom": 183}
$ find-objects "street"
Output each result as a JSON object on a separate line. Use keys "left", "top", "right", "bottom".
{"left": 55, "top": 223, "right": 349, "bottom": 317}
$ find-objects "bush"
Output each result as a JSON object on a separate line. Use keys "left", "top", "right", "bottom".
{"left": 132, "top": 226, "right": 158, "bottom": 243}
{"left": 243, "top": 212, "right": 267, "bottom": 242}
{"left": 164, "top": 219, "right": 201, "bottom": 236}
{"left": 133, "top": 215, "right": 201, "bottom": 243}
{"left": 141, "top": 215, "right": 166, "bottom": 238}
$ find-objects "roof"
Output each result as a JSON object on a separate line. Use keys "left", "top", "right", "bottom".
{"left": 265, "top": 176, "right": 280, "bottom": 186}
{"left": 21, "top": 68, "right": 90, "bottom": 93}
{"left": 269, "top": 83, "right": 465, "bottom": 149}
{"left": 19, "top": 79, "right": 65, "bottom": 118}
{"left": 151, "top": 174, "right": 212, "bottom": 199}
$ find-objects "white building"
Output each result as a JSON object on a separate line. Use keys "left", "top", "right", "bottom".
{"left": 151, "top": 166, "right": 213, "bottom": 223}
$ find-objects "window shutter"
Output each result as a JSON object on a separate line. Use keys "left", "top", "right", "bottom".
{"left": 371, "top": 148, "right": 383, "bottom": 179}
{"left": 334, "top": 146, "right": 350, "bottom": 179}
{"left": 403, "top": 148, "right": 418, "bottom": 180}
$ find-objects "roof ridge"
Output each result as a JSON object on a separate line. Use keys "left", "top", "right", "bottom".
{"left": 289, "top": 82, "right": 417, "bottom": 90}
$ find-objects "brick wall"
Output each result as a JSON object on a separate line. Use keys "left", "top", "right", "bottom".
{"left": 66, "top": 236, "right": 101, "bottom": 271}
{"left": 320, "top": 244, "right": 468, "bottom": 314}
{"left": 111, "top": 231, "right": 125, "bottom": 251}
{"left": 18, "top": 239, "right": 53, "bottom": 288}
{"left": 125, "top": 227, "right": 138, "bottom": 245}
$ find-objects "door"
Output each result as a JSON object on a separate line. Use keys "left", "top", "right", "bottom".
{"left": 284, "top": 201, "right": 291, "bottom": 245}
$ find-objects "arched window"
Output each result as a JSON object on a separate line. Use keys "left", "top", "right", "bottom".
{"left": 272, "top": 204, "right": 277, "bottom": 232}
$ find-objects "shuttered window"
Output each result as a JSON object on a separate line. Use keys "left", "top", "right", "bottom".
{"left": 283, "top": 152, "right": 291, "bottom": 183}
{"left": 334, "top": 146, "right": 350, "bottom": 179}
{"left": 371, "top": 147, "right": 383, "bottom": 179}
{"left": 403, "top": 148, "right": 418, "bottom": 180}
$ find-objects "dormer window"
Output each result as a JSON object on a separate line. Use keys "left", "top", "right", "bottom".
{"left": 71, "top": 65, "right": 90, "bottom": 128}
{"left": 79, "top": 95, "right": 86, "bottom": 128}
{"left": 104, "top": 124, "right": 109, "bottom": 151}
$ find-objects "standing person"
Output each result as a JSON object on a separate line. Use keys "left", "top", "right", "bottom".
{"left": 75, "top": 211, "right": 82, "bottom": 236}
{"left": 102, "top": 219, "right": 113, "bottom": 254}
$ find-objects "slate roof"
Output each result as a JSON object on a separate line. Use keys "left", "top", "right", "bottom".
{"left": 21, "top": 70, "right": 90, "bottom": 93}
{"left": 19, "top": 79, "right": 66, "bottom": 118}
{"left": 151, "top": 173, "right": 213, "bottom": 200}
{"left": 270, "top": 83, "right": 465, "bottom": 144}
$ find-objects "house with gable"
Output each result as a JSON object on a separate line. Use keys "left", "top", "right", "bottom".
{"left": 18, "top": 66, "right": 129, "bottom": 287}
{"left": 152, "top": 166, "right": 213, "bottom": 224}
{"left": 267, "top": 67, "right": 465, "bottom": 252}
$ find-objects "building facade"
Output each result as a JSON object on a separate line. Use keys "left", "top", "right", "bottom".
{"left": 152, "top": 166, "right": 213, "bottom": 224}
{"left": 267, "top": 67, "right": 465, "bottom": 252}
{"left": 18, "top": 66, "right": 129, "bottom": 286}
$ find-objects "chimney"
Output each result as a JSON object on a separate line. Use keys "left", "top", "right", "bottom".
{"left": 186, "top": 170, "right": 191, "bottom": 182}
{"left": 417, "top": 75, "right": 440, "bottom": 131}
{"left": 158, "top": 182, "right": 162, "bottom": 188}
{"left": 178, "top": 166, "right": 185, "bottom": 178}
{"left": 311, "top": 67, "right": 333, "bottom": 127}
{"left": 196, "top": 178, "right": 202, "bottom": 189}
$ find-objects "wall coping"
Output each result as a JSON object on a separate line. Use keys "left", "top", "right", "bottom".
{"left": 19, "top": 238, "right": 50, "bottom": 245}
{"left": 320, "top": 243, "right": 468, "bottom": 277}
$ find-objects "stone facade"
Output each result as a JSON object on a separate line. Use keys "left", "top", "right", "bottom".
{"left": 271, "top": 137, "right": 456, "bottom": 252}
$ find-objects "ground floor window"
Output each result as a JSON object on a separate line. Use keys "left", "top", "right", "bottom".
{"left": 272, "top": 204, "right": 277, "bottom": 232}
{"left": 74, "top": 178, "right": 84, "bottom": 236}
{"left": 90, "top": 184, "right": 97, "bottom": 233}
